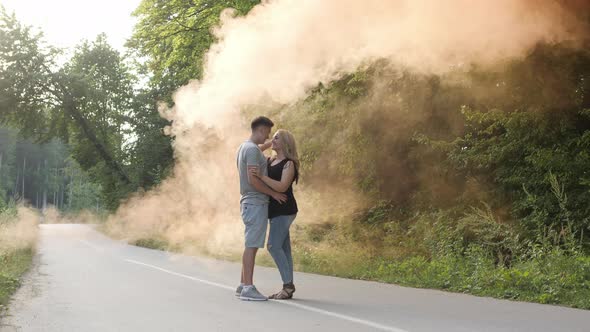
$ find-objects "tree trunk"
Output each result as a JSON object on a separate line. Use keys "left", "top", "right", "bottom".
{"left": 0, "top": 152, "right": 3, "bottom": 197}
{"left": 22, "top": 156, "right": 25, "bottom": 199}
{"left": 54, "top": 166, "right": 59, "bottom": 208}
{"left": 62, "top": 94, "right": 131, "bottom": 185}
{"left": 43, "top": 159, "right": 47, "bottom": 211}
{"left": 36, "top": 163, "right": 41, "bottom": 208}
{"left": 14, "top": 169, "right": 19, "bottom": 199}
{"left": 68, "top": 179, "right": 73, "bottom": 209}
{"left": 68, "top": 182, "right": 72, "bottom": 209}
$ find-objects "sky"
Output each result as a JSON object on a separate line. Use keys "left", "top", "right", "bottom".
{"left": 0, "top": 0, "right": 142, "bottom": 51}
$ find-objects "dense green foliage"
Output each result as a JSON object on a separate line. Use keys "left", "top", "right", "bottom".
{"left": 0, "top": 8, "right": 173, "bottom": 209}
{"left": 256, "top": 42, "right": 590, "bottom": 307}
{"left": 0, "top": 1, "right": 261, "bottom": 209}
{"left": 270, "top": 44, "right": 590, "bottom": 245}
{"left": 0, "top": 127, "right": 100, "bottom": 211}
{"left": 128, "top": 0, "right": 260, "bottom": 101}
{"left": 445, "top": 46, "right": 590, "bottom": 240}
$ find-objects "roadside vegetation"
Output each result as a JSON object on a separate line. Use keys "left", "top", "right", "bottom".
{"left": 0, "top": 204, "right": 38, "bottom": 310}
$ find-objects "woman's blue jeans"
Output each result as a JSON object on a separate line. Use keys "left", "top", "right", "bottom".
{"left": 267, "top": 214, "right": 296, "bottom": 284}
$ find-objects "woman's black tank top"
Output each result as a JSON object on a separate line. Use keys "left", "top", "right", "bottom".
{"left": 268, "top": 158, "right": 298, "bottom": 219}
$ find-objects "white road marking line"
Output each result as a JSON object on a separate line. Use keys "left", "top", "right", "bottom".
{"left": 125, "top": 259, "right": 234, "bottom": 291}
{"left": 271, "top": 300, "right": 407, "bottom": 332}
{"left": 124, "top": 258, "right": 408, "bottom": 332}
{"left": 78, "top": 240, "right": 104, "bottom": 252}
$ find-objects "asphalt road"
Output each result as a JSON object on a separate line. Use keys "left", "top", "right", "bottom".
{"left": 1, "top": 224, "right": 589, "bottom": 332}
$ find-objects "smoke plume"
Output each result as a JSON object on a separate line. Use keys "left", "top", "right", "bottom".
{"left": 108, "top": 0, "right": 589, "bottom": 254}
{"left": 0, "top": 207, "right": 39, "bottom": 253}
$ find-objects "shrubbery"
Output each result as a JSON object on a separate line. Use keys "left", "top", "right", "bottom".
{"left": 0, "top": 203, "right": 37, "bottom": 308}
{"left": 262, "top": 43, "right": 590, "bottom": 308}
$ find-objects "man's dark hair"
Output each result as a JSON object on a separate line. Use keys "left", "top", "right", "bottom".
{"left": 251, "top": 116, "right": 274, "bottom": 130}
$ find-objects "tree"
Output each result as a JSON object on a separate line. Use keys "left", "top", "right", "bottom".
{"left": 121, "top": 0, "right": 262, "bottom": 191}
{"left": 127, "top": 0, "right": 260, "bottom": 100}
{"left": 0, "top": 9, "right": 136, "bottom": 208}
{"left": 443, "top": 45, "right": 590, "bottom": 236}
{"left": 0, "top": 127, "right": 16, "bottom": 206}
{"left": 63, "top": 156, "right": 101, "bottom": 212}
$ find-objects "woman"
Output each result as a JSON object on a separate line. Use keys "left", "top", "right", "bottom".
{"left": 251, "top": 129, "right": 299, "bottom": 300}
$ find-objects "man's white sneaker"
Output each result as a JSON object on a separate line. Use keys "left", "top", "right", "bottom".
{"left": 239, "top": 285, "right": 268, "bottom": 301}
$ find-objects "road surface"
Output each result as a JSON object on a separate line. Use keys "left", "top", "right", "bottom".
{"left": 1, "top": 224, "right": 589, "bottom": 332}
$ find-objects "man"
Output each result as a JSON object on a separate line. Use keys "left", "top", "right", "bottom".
{"left": 236, "top": 116, "right": 286, "bottom": 301}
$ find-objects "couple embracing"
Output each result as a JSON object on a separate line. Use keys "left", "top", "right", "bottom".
{"left": 236, "top": 116, "right": 299, "bottom": 301}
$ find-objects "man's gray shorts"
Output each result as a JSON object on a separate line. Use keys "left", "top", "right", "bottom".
{"left": 240, "top": 202, "right": 268, "bottom": 248}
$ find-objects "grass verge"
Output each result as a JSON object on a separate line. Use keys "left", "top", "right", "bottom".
{"left": 0, "top": 248, "right": 34, "bottom": 310}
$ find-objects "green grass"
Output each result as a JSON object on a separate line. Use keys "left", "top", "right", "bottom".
{"left": 288, "top": 243, "right": 590, "bottom": 309}
{"left": 132, "top": 237, "right": 169, "bottom": 251}
{"left": 0, "top": 248, "right": 34, "bottom": 309}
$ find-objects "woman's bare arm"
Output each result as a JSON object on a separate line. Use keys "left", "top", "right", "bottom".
{"left": 247, "top": 167, "right": 287, "bottom": 203}
{"left": 259, "top": 161, "right": 295, "bottom": 192}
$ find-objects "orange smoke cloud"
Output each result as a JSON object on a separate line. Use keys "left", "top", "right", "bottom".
{"left": 109, "top": 0, "right": 588, "bottom": 253}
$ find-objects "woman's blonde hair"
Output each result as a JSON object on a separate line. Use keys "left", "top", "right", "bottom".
{"left": 275, "top": 129, "right": 300, "bottom": 181}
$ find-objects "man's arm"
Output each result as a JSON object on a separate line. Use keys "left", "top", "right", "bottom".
{"left": 259, "top": 161, "right": 295, "bottom": 193}
{"left": 258, "top": 139, "right": 272, "bottom": 152}
{"left": 248, "top": 169, "right": 287, "bottom": 203}
{"left": 243, "top": 146, "right": 286, "bottom": 202}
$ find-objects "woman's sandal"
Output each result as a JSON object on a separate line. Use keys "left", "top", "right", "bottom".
{"left": 269, "top": 285, "right": 295, "bottom": 300}
{"left": 269, "top": 289, "right": 291, "bottom": 299}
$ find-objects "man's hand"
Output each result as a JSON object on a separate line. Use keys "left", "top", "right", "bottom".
{"left": 271, "top": 192, "right": 287, "bottom": 204}
{"left": 248, "top": 166, "right": 260, "bottom": 178}
{"left": 247, "top": 165, "right": 286, "bottom": 203}
{"left": 258, "top": 139, "right": 272, "bottom": 152}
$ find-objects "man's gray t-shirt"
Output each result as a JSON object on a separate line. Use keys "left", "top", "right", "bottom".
{"left": 237, "top": 140, "right": 269, "bottom": 205}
